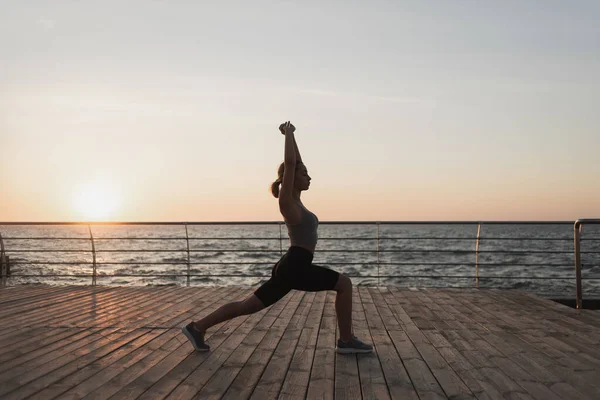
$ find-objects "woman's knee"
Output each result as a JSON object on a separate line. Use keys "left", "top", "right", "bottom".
{"left": 334, "top": 274, "right": 352, "bottom": 292}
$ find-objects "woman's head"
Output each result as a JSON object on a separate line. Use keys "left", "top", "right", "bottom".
{"left": 270, "top": 162, "right": 312, "bottom": 198}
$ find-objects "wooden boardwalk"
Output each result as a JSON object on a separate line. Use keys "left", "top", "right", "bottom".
{"left": 0, "top": 286, "right": 599, "bottom": 400}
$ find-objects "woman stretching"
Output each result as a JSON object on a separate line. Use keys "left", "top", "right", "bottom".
{"left": 182, "top": 121, "right": 373, "bottom": 354}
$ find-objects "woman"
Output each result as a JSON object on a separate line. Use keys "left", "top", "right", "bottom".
{"left": 182, "top": 121, "right": 373, "bottom": 354}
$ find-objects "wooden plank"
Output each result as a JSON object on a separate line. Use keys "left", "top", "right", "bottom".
{"left": 82, "top": 288, "right": 250, "bottom": 400}
{"left": 0, "top": 287, "right": 122, "bottom": 327}
{"left": 2, "top": 328, "right": 154, "bottom": 400}
{"left": 0, "top": 288, "right": 149, "bottom": 357}
{"left": 0, "top": 326, "right": 122, "bottom": 397}
{"left": 69, "top": 286, "right": 183, "bottom": 328}
{"left": 354, "top": 287, "right": 389, "bottom": 400}
{"left": 503, "top": 291, "right": 600, "bottom": 330}
{"left": 0, "top": 286, "right": 598, "bottom": 399}
{"left": 190, "top": 290, "right": 298, "bottom": 400}
{"left": 0, "top": 287, "right": 122, "bottom": 338}
{"left": 134, "top": 291, "right": 275, "bottom": 399}
{"left": 0, "top": 285, "right": 73, "bottom": 307}
{"left": 0, "top": 286, "right": 108, "bottom": 316}
{"left": 0, "top": 286, "right": 184, "bottom": 380}
{"left": 0, "top": 326, "right": 119, "bottom": 378}
{"left": 378, "top": 288, "right": 414, "bottom": 328}
{"left": 433, "top": 345, "right": 504, "bottom": 400}
{"left": 0, "top": 285, "right": 69, "bottom": 304}
{"left": 0, "top": 286, "right": 194, "bottom": 397}
{"left": 0, "top": 327, "right": 82, "bottom": 363}
{"left": 139, "top": 291, "right": 273, "bottom": 399}
{"left": 0, "top": 286, "right": 156, "bottom": 338}
{"left": 25, "top": 287, "right": 225, "bottom": 400}
{"left": 384, "top": 289, "right": 461, "bottom": 400}
{"left": 462, "top": 290, "right": 600, "bottom": 368}
{"left": 34, "top": 286, "right": 177, "bottom": 330}
{"left": 436, "top": 289, "right": 597, "bottom": 399}
{"left": 0, "top": 286, "right": 147, "bottom": 325}
{"left": 170, "top": 290, "right": 301, "bottom": 399}
{"left": 388, "top": 288, "right": 481, "bottom": 399}
{"left": 363, "top": 287, "right": 420, "bottom": 399}
{"left": 277, "top": 291, "right": 327, "bottom": 399}
{"left": 0, "top": 291, "right": 151, "bottom": 367}
{"left": 417, "top": 291, "right": 536, "bottom": 396}
{"left": 248, "top": 292, "right": 315, "bottom": 400}
{"left": 56, "top": 287, "right": 239, "bottom": 400}
{"left": 220, "top": 290, "right": 305, "bottom": 400}
{"left": 334, "top": 287, "right": 361, "bottom": 400}
{"left": 305, "top": 291, "right": 336, "bottom": 400}
{"left": 402, "top": 326, "right": 474, "bottom": 399}
{"left": 410, "top": 300, "right": 506, "bottom": 400}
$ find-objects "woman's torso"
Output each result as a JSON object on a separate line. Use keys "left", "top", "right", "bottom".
{"left": 284, "top": 202, "right": 319, "bottom": 254}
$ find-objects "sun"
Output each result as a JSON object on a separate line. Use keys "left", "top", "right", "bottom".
{"left": 72, "top": 183, "right": 121, "bottom": 221}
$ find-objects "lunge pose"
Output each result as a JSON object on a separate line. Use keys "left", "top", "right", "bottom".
{"left": 183, "top": 121, "right": 373, "bottom": 354}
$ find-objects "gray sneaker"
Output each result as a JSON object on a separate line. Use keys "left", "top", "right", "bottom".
{"left": 182, "top": 322, "right": 210, "bottom": 352}
{"left": 336, "top": 336, "right": 373, "bottom": 354}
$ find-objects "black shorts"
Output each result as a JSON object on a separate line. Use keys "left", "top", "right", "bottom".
{"left": 254, "top": 246, "right": 340, "bottom": 307}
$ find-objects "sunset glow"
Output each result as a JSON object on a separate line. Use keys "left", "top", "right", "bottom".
{"left": 72, "top": 183, "right": 121, "bottom": 221}
{"left": 1, "top": 2, "right": 599, "bottom": 222}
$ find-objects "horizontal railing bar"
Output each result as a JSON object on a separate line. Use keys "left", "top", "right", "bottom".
{"left": 4, "top": 250, "right": 104, "bottom": 253}
{"left": 7, "top": 273, "right": 593, "bottom": 280}
{"left": 376, "top": 237, "right": 571, "bottom": 241}
{"left": 0, "top": 236, "right": 575, "bottom": 241}
{"left": 3, "top": 249, "right": 266, "bottom": 253}
{"left": 471, "top": 237, "right": 572, "bottom": 241}
{"left": 9, "top": 261, "right": 577, "bottom": 267}
{"left": 3, "top": 249, "right": 589, "bottom": 255}
{"left": 0, "top": 221, "right": 576, "bottom": 225}
{"left": 8, "top": 274, "right": 98, "bottom": 278}
{"left": 2, "top": 237, "right": 188, "bottom": 241}
{"left": 5, "top": 250, "right": 187, "bottom": 253}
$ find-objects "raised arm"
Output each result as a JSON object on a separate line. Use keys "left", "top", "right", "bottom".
{"left": 279, "top": 122, "right": 303, "bottom": 164}
{"left": 292, "top": 135, "right": 303, "bottom": 164}
{"left": 278, "top": 121, "right": 302, "bottom": 224}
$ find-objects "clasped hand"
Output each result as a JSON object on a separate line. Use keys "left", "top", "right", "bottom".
{"left": 279, "top": 121, "right": 295, "bottom": 135}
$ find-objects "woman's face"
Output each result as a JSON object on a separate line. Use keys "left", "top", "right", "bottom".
{"left": 295, "top": 164, "right": 311, "bottom": 191}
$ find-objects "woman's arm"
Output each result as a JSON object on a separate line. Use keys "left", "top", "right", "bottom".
{"left": 278, "top": 122, "right": 301, "bottom": 223}
{"left": 283, "top": 123, "right": 296, "bottom": 166}
{"left": 279, "top": 122, "right": 302, "bottom": 164}
{"left": 293, "top": 135, "right": 303, "bottom": 164}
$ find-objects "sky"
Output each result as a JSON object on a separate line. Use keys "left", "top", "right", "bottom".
{"left": 1, "top": 0, "right": 599, "bottom": 222}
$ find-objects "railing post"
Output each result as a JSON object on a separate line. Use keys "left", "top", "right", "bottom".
{"left": 0, "top": 231, "right": 6, "bottom": 287}
{"left": 377, "top": 222, "right": 380, "bottom": 287}
{"left": 185, "top": 224, "right": 191, "bottom": 287}
{"left": 574, "top": 221, "right": 583, "bottom": 310}
{"left": 88, "top": 225, "right": 97, "bottom": 286}
{"left": 475, "top": 223, "right": 481, "bottom": 288}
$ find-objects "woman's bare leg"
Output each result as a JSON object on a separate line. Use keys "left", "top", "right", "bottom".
{"left": 193, "top": 294, "right": 265, "bottom": 334}
{"left": 334, "top": 274, "right": 353, "bottom": 342}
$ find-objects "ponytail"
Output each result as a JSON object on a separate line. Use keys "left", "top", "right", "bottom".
{"left": 270, "top": 162, "right": 286, "bottom": 198}
{"left": 271, "top": 179, "right": 282, "bottom": 198}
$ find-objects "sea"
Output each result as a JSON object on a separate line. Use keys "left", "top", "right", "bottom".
{"left": 1, "top": 223, "right": 599, "bottom": 299}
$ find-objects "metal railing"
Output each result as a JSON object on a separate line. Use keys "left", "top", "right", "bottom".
{"left": 574, "top": 219, "right": 600, "bottom": 309}
{"left": 1, "top": 221, "right": 599, "bottom": 308}
{"left": 0, "top": 231, "right": 6, "bottom": 287}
